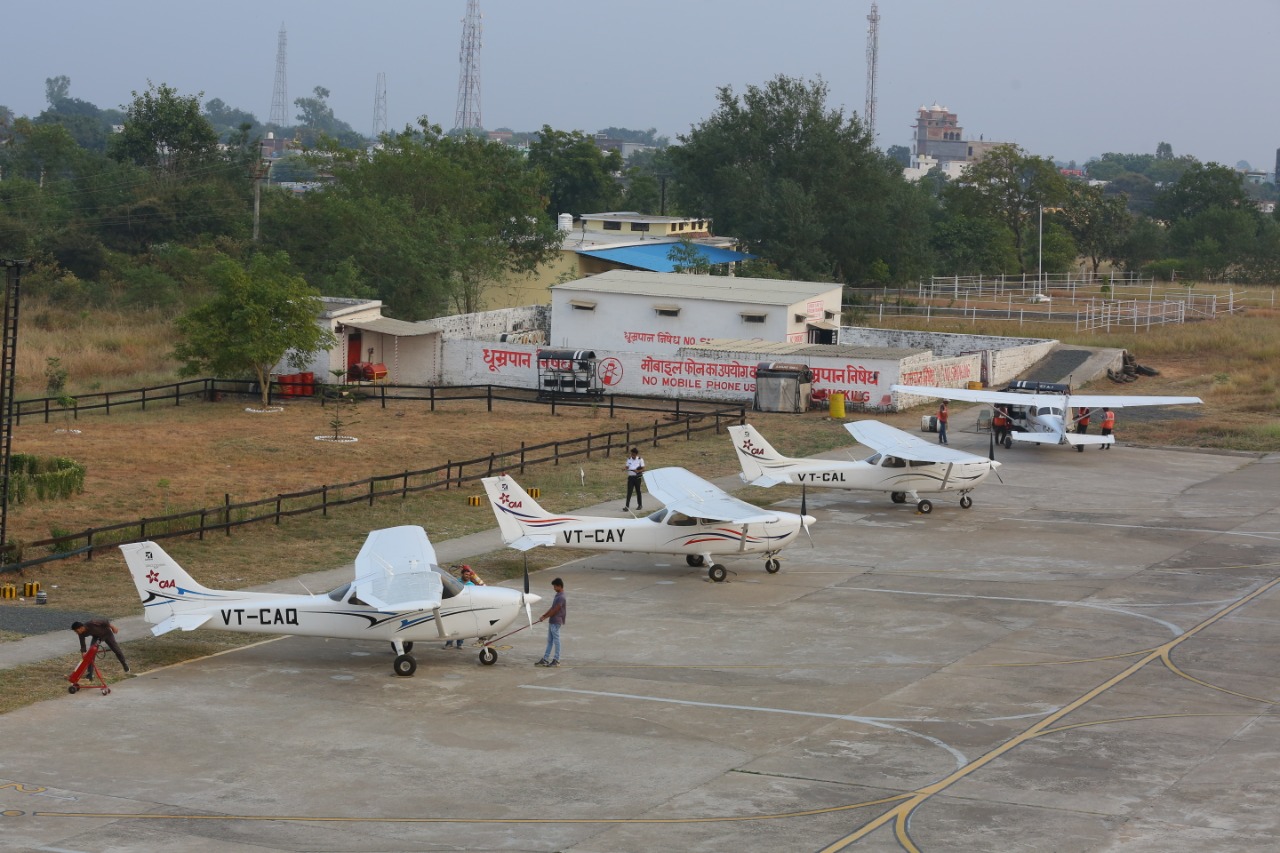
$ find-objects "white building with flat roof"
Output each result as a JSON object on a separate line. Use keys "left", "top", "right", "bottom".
{"left": 550, "top": 270, "right": 841, "bottom": 353}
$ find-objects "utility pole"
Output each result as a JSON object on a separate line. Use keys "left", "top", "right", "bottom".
{"left": 0, "top": 260, "right": 26, "bottom": 565}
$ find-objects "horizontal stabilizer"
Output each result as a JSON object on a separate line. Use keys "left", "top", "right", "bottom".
{"left": 511, "top": 534, "right": 556, "bottom": 551}
{"left": 1063, "top": 433, "right": 1113, "bottom": 446}
{"left": 749, "top": 474, "right": 786, "bottom": 488}
{"left": 152, "top": 613, "right": 212, "bottom": 636}
{"left": 1010, "top": 432, "right": 1065, "bottom": 445}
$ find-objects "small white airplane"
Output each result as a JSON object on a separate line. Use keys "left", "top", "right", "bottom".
{"left": 120, "top": 525, "right": 539, "bottom": 677}
{"left": 891, "top": 381, "right": 1202, "bottom": 452}
{"left": 482, "top": 467, "right": 815, "bottom": 582}
{"left": 729, "top": 421, "right": 1000, "bottom": 514}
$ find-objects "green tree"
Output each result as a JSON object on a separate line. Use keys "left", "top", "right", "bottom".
{"left": 667, "top": 238, "right": 711, "bottom": 274}
{"left": 527, "top": 126, "right": 622, "bottom": 217}
{"left": 1153, "top": 162, "right": 1251, "bottom": 222}
{"left": 110, "top": 82, "right": 219, "bottom": 176}
{"left": 886, "top": 145, "right": 911, "bottom": 168}
{"left": 1060, "top": 182, "right": 1132, "bottom": 275}
{"left": 172, "top": 252, "right": 335, "bottom": 408}
{"left": 263, "top": 120, "right": 559, "bottom": 318}
{"left": 671, "top": 74, "right": 931, "bottom": 283}
{"left": 293, "top": 86, "right": 364, "bottom": 148}
{"left": 945, "top": 144, "right": 1066, "bottom": 274}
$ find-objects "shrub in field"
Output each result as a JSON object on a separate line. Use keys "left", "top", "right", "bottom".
{"left": 7, "top": 455, "right": 86, "bottom": 504}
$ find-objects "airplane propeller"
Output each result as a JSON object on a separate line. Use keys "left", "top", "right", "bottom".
{"left": 521, "top": 552, "right": 534, "bottom": 628}
{"left": 800, "top": 484, "right": 815, "bottom": 546}
{"left": 989, "top": 428, "right": 996, "bottom": 461}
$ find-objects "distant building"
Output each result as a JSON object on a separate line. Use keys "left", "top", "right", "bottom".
{"left": 905, "top": 103, "right": 1008, "bottom": 181}
{"left": 592, "top": 133, "right": 649, "bottom": 160}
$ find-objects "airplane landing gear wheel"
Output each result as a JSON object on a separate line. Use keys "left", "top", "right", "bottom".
{"left": 891, "top": 492, "right": 906, "bottom": 504}
{"left": 101, "top": 687, "right": 111, "bottom": 695}
{"left": 68, "top": 685, "right": 78, "bottom": 694}
{"left": 479, "top": 647, "right": 497, "bottom": 666}
{"left": 686, "top": 554, "right": 706, "bottom": 567}
{"left": 709, "top": 564, "right": 728, "bottom": 583}
{"left": 959, "top": 495, "right": 973, "bottom": 509}
{"left": 765, "top": 559, "right": 781, "bottom": 574}
{"left": 917, "top": 499, "right": 933, "bottom": 514}
{"left": 393, "top": 654, "right": 417, "bottom": 677}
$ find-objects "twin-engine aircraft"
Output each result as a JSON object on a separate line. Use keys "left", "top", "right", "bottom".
{"left": 729, "top": 421, "right": 999, "bottom": 514}
{"left": 891, "top": 382, "right": 1202, "bottom": 452}
{"left": 482, "top": 467, "right": 815, "bottom": 582}
{"left": 120, "top": 525, "right": 539, "bottom": 677}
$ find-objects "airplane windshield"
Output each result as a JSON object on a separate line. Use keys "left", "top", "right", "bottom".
{"left": 435, "top": 568, "right": 464, "bottom": 599}
{"left": 646, "top": 508, "right": 668, "bottom": 522}
{"left": 865, "top": 453, "right": 881, "bottom": 465}
{"left": 327, "top": 582, "right": 351, "bottom": 602}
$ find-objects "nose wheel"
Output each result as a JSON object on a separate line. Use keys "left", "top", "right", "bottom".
{"left": 765, "top": 558, "right": 781, "bottom": 574}
{"left": 959, "top": 495, "right": 973, "bottom": 509}
{"left": 393, "top": 655, "right": 417, "bottom": 677}
{"left": 708, "top": 564, "right": 728, "bottom": 583}
{"left": 479, "top": 647, "right": 498, "bottom": 666}
{"left": 916, "top": 499, "right": 933, "bottom": 514}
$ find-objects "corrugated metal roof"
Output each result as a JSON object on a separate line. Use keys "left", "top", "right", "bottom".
{"left": 576, "top": 243, "right": 754, "bottom": 273}
{"left": 683, "top": 339, "right": 926, "bottom": 359}
{"left": 341, "top": 317, "right": 438, "bottom": 337}
{"left": 553, "top": 270, "right": 839, "bottom": 306}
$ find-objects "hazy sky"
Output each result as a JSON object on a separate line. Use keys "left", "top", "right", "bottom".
{"left": 6, "top": 1, "right": 1278, "bottom": 170}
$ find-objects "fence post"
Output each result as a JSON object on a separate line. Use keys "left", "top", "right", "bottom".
{"left": 322, "top": 486, "right": 328, "bottom": 517}
{"left": 586, "top": 434, "right": 592, "bottom": 459}
{"left": 445, "top": 462, "right": 451, "bottom": 490}
{"left": 487, "top": 385, "right": 493, "bottom": 413}
{"left": 225, "top": 494, "right": 232, "bottom": 535}
{"left": 686, "top": 416, "right": 691, "bottom": 440}
{"left": 554, "top": 442, "right": 560, "bottom": 465}
{"left": 105, "top": 392, "right": 110, "bottom": 415}
{"left": 402, "top": 470, "right": 409, "bottom": 499}
{"left": 551, "top": 395, "right": 557, "bottom": 416}
{"left": 430, "top": 386, "right": 436, "bottom": 413}
{"left": 369, "top": 480, "right": 375, "bottom": 507}
{"left": 652, "top": 419, "right": 659, "bottom": 446}
{"left": 488, "top": 452, "right": 495, "bottom": 476}
{"left": 381, "top": 384, "right": 387, "bottom": 409}
{"left": 609, "top": 395, "right": 615, "bottom": 418}
{"left": 85, "top": 528, "right": 94, "bottom": 560}
{"left": 275, "top": 496, "right": 282, "bottom": 525}
{"left": 199, "top": 509, "right": 206, "bottom": 540}
{"left": 141, "top": 387, "right": 147, "bottom": 411}
{"left": 520, "top": 442, "right": 526, "bottom": 474}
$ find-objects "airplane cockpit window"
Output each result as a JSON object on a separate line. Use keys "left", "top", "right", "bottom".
{"left": 881, "top": 456, "right": 907, "bottom": 468}
{"left": 647, "top": 508, "right": 668, "bottom": 522}
{"left": 908, "top": 459, "right": 934, "bottom": 467}
{"left": 327, "top": 582, "right": 351, "bottom": 602}
{"left": 435, "top": 568, "right": 464, "bottom": 599}
{"left": 1036, "top": 406, "right": 1063, "bottom": 417}
{"left": 667, "top": 511, "right": 697, "bottom": 526}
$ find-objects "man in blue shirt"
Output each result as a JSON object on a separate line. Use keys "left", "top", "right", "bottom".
{"left": 535, "top": 578, "right": 566, "bottom": 667}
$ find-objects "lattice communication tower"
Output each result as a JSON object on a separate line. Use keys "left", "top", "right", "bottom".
{"left": 372, "top": 72, "right": 388, "bottom": 140}
{"left": 454, "top": 0, "right": 483, "bottom": 132}
{"left": 865, "top": 3, "right": 880, "bottom": 141}
{"left": 270, "top": 23, "right": 289, "bottom": 127}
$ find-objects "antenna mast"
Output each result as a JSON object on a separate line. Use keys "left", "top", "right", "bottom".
{"left": 372, "top": 72, "right": 388, "bottom": 140}
{"left": 270, "top": 23, "right": 289, "bottom": 127}
{"left": 454, "top": 0, "right": 483, "bottom": 132}
{"left": 865, "top": 3, "right": 880, "bottom": 141}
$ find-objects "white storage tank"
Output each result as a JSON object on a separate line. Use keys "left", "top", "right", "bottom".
{"left": 557, "top": 213, "right": 574, "bottom": 232}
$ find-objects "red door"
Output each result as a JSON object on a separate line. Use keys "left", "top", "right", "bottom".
{"left": 347, "top": 333, "right": 362, "bottom": 377}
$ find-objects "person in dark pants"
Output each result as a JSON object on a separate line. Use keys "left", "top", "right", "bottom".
{"left": 72, "top": 619, "right": 129, "bottom": 674}
{"left": 623, "top": 447, "right": 645, "bottom": 511}
{"left": 535, "top": 578, "right": 567, "bottom": 667}
{"left": 1076, "top": 407, "right": 1091, "bottom": 434}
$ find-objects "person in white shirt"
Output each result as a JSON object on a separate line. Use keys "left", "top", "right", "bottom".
{"left": 623, "top": 447, "right": 645, "bottom": 511}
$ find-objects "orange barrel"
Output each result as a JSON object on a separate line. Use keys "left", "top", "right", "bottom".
{"left": 299, "top": 372, "right": 314, "bottom": 396}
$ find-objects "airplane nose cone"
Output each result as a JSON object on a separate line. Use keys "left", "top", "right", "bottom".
{"left": 990, "top": 460, "right": 1002, "bottom": 469}
{"left": 802, "top": 515, "right": 817, "bottom": 527}
{"left": 523, "top": 593, "right": 542, "bottom": 605}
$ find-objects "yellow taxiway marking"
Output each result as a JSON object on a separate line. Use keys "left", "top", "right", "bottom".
{"left": 816, "top": 572, "right": 1280, "bottom": 852}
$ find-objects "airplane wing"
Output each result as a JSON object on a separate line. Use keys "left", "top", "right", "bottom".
{"left": 844, "top": 420, "right": 989, "bottom": 464}
{"left": 353, "top": 525, "right": 444, "bottom": 611}
{"left": 643, "top": 467, "right": 779, "bottom": 524}
{"left": 1065, "top": 394, "right": 1202, "bottom": 408}
{"left": 892, "top": 383, "right": 1201, "bottom": 409}
{"left": 891, "top": 384, "right": 1045, "bottom": 406}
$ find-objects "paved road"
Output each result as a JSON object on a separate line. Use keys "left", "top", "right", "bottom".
{"left": 2, "top": 421, "right": 1278, "bottom": 852}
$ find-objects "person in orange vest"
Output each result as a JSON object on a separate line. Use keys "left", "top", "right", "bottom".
{"left": 1099, "top": 407, "right": 1116, "bottom": 449}
{"left": 937, "top": 401, "right": 949, "bottom": 445}
{"left": 1076, "top": 407, "right": 1091, "bottom": 435}
{"left": 992, "top": 406, "right": 1010, "bottom": 445}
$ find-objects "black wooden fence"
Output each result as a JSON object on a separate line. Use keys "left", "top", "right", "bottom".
{"left": 2, "top": 393, "right": 746, "bottom": 573}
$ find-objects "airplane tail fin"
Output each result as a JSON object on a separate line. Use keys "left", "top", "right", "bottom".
{"left": 482, "top": 475, "right": 561, "bottom": 550}
{"left": 119, "top": 541, "right": 224, "bottom": 634}
{"left": 727, "top": 424, "right": 791, "bottom": 486}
